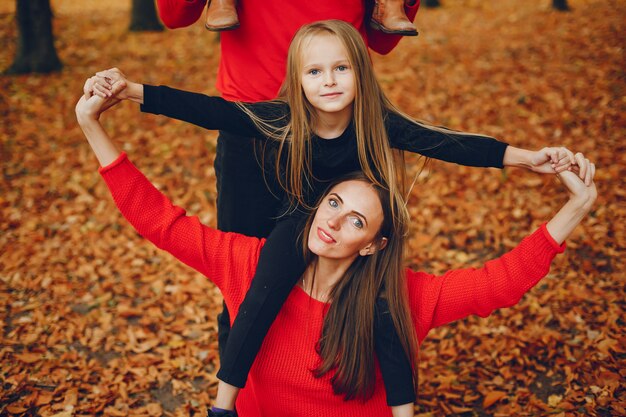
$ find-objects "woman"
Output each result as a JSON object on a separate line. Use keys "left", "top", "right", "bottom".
{"left": 76, "top": 86, "right": 596, "bottom": 416}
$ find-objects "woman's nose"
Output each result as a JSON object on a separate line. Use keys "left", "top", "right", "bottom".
{"left": 327, "top": 214, "right": 340, "bottom": 230}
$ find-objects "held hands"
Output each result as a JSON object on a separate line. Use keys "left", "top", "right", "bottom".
{"left": 526, "top": 147, "right": 595, "bottom": 186}
{"left": 83, "top": 68, "right": 143, "bottom": 104}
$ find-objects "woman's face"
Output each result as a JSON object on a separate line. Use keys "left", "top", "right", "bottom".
{"left": 308, "top": 180, "right": 385, "bottom": 263}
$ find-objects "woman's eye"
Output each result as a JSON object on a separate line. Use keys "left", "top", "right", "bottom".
{"left": 328, "top": 198, "right": 339, "bottom": 208}
{"left": 351, "top": 217, "right": 364, "bottom": 229}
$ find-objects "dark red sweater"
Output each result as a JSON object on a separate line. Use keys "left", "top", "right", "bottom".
{"left": 155, "top": 0, "right": 420, "bottom": 101}
{"left": 100, "top": 153, "right": 565, "bottom": 416}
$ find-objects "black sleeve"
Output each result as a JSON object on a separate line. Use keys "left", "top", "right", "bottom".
{"left": 374, "top": 297, "right": 416, "bottom": 406}
{"left": 139, "top": 84, "right": 286, "bottom": 140}
{"left": 386, "top": 112, "right": 509, "bottom": 168}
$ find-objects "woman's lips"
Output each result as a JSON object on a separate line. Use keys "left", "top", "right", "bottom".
{"left": 317, "top": 227, "right": 336, "bottom": 244}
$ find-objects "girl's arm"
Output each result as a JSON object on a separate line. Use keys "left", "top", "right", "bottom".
{"left": 85, "top": 68, "right": 277, "bottom": 140}
{"left": 387, "top": 112, "right": 587, "bottom": 179}
{"left": 408, "top": 167, "right": 596, "bottom": 341}
{"left": 75, "top": 93, "right": 263, "bottom": 298}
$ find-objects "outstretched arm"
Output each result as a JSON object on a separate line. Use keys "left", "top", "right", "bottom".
{"left": 75, "top": 90, "right": 263, "bottom": 299}
{"left": 387, "top": 113, "right": 591, "bottom": 182}
{"left": 84, "top": 68, "right": 272, "bottom": 139}
{"left": 408, "top": 166, "right": 597, "bottom": 340}
{"left": 76, "top": 89, "right": 123, "bottom": 166}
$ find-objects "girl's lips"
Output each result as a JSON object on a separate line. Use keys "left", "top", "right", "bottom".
{"left": 317, "top": 227, "right": 336, "bottom": 244}
{"left": 321, "top": 92, "right": 342, "bottom": 98}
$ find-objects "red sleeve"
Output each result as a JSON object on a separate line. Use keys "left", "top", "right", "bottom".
{"left": 156, "top": 0, "right": 206, "bottom": 29}
{"left": 407, "top": 224, "right": 565, "bottom": 342}
{"left": 366, "top": 0, "right": 420, "bottom": 55}
{"left": 98, "top": 153, "right": 263, "bottom": 314}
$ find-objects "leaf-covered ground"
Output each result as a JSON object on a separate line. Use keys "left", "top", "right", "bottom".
{"left": 0, "top": 0, "right": 624, "bottom": 416}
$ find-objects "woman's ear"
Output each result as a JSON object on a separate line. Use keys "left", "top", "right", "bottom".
{"left": 359, "top": 237, "right": 388, "bottom": 256}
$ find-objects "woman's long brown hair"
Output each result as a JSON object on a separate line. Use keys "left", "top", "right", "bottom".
{"left": 301, "top": 172, "right": 419, "bottom": 401}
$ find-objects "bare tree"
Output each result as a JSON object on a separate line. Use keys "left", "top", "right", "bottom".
{"left": 130, "top": 0, "right": 164, "bottom": 32}
{"left": 5, "top": 0, "right": 62, "bottom": 74}
{"left": 553, "top": 0, "right": 570, "bottom": 11}
{"left": 425, "top": 0, "right": 441, "bottom": 8}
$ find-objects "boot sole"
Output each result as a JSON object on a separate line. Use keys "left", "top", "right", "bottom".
{"left": 369, "top": 19, "right": 418, "bottom": 36}
{"left": 205, "top": 22, "right": 240, "bottom": 31}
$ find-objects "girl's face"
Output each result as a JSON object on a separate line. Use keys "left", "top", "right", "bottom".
{"left": 308, "top": 180, "right": 386, "bottom": 263}
{"left": 300, "top": 34, "right": 356, "bottom": 124}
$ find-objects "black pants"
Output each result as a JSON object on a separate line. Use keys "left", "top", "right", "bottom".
{"left": 214, "top": 132, "right": 280, "bottom": 359}
{"left": 214, "top": 131, "right": 415, "bottom": 405}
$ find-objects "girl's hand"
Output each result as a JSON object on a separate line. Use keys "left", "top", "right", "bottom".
{"left": 528, "top": 147, "right": 575, "bottom": 174}
{"left": 84, "top": 68, "right": 144, "bottom": 104}
{"left": 84, "top": 68, "right": 131, "bottom": 99}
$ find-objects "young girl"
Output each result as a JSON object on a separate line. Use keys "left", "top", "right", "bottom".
{"left": 86, "top": 20, "right": 586, "bottom": 415}
{"left": 76, "top": 85, "right": 596, "bottom": 416}
{"left": 203, "top": 0, "right": 418, "bottom": 36}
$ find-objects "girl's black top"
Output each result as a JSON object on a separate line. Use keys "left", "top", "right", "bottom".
{"left": 141, "top": 85, "right": 509, "bottom": 205}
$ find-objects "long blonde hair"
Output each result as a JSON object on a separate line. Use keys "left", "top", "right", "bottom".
{"left": 238, "top": 20, "right": 476, "bottom": 213}
{"left": 238, "top": 20, "right": 407, "bottom": 211}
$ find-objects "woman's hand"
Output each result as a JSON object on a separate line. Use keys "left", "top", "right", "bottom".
{"left": 75, "top": 91, "right": 120, "bottom": 126}
{"left": 558, "top": 162, "right": 597, "bottom": 212}
{"left": 545, "top": 162, "right": 597, "bottom": 245}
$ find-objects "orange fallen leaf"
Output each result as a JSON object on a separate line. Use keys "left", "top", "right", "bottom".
{"left": 483, "top": 390, "right": 507, "bottom": 408}
{"left": 14, "top": 352, "right": 42, "bottom": 363}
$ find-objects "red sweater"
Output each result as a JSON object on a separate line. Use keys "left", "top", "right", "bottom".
{"left": 100, "top": 153, "right": 565, "bottom": 416}
{"left": 155, "top": 0, "right": 420, "bottom": 101}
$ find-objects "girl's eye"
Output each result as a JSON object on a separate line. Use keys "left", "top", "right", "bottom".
{"left": 328, "top": 198, "right": 339, "bottom": 208}
{"left": 308, "top": 69, "right": 320, "bottom": 76}
{"left": 336, "top": 65, "right": 348, "bottom": 72}
{"left": 351, "top": 217, "right": 364, "bottom": 229}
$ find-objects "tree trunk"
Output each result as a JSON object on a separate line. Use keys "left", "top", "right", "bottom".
{"left": 6, "top": 0, "right": 62, "bottom": 74}
{"left": 424, "top": 0, "right": 441, "bottom": 8}
{"left": 130, "top": 0, "right": 164, "bottom": 32}
{"left": 552, "top": 0, "right": 570, "bottom": 11}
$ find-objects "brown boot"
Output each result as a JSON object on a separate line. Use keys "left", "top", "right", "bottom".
{"left": 205, "top": 0, "right": 239, "bottom": 31}
{"left": 370, "top": 0, "right": 418, "bottom": 36}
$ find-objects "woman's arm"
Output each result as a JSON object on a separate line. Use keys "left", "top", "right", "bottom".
{"left": 407, "top": 167, "right": 596, "bottom": 340}
{"left": 75, "top": 93, "right": 263, "bottom": 296}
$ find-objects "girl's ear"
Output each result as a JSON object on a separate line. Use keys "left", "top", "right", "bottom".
{"left": 359, "top": 237, "right": 388, "bottom": 256}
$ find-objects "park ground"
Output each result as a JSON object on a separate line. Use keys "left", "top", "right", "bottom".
{"left": 0, "top": 0, "right": 624, "bottom": 416}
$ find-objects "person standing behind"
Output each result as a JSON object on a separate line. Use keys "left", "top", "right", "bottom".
{"left": 154, "top": 0, "right": 420, "bottom": 379}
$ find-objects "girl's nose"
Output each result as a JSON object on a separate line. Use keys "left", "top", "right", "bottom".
{"left": 323, "top": 73, "right": 336, "bottom": 87}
